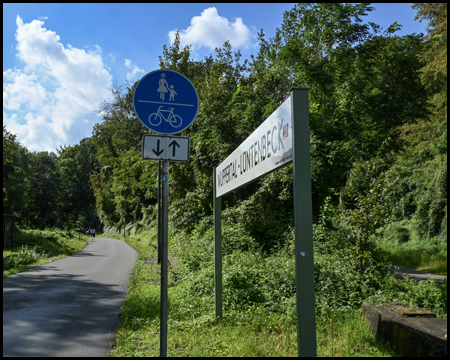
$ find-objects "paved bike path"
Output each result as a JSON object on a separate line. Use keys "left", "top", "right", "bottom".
{"left": 394, "top": 265, "right": 447, "bottom": 284}
{"left": 3, "top": 237, "right": 138, "bottom": 357}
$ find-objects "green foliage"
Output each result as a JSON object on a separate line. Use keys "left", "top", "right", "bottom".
{"left": 221, "top": 168, "right": 294, "bottom": 253}
{"left": 313, "top": 220, "right": 391, "bottom": 314}
{"left": 3, "top": 227, "right": 90, "bottom": 277}
{"left": 2, "top": 4, "right": 446, "bottom": 355}
{"left": 384, "top": 222, "right": 411, "bottom": 244}
{"left": 110, "top": 230, "right": 400, "bottom": 357}
{"left": 107, "top": 4, "right": 446, "bottom": 356}
{"left": 221, "top": 252, "right": 296, "bottom": 312}
{"left": 24, "top": 151, "right": 60, "bottom": 228}
{"left": 340, "top": 159, "right": 393, "bottom": 209}
{"left": 56, "top": 138, "right": 100, "bottom": 230}
{"left": 367, "top": 276, "right": 447, "bottom": 321}
{"left": 413, "top": 3, "right": 447, "bottom": 125}
{"left": 376, "top": 221, "right": 448, "bottom": 275}
{"left": 3, "top": 126, "right": 29, "bottom": 217}
{"left": 3, "top": 245, "right": 48, "bottom": 268}
{"left": 380, "top": 154, "right": 447, "bottom": 240}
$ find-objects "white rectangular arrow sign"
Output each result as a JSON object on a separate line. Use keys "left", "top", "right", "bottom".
{"left": 142, "top": 135, "right": 190, "bottom": 162}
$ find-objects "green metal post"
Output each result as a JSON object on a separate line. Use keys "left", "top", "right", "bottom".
{"left": 158, "top": 161, "right": 162, "bottom": 263}
{"left": 213, "top": 168, "right": 223, "bottom": 317}
{"left": 160, "top": 161, "right": 169, "bottom": 357}
{"left": 291, "top": 88, "right": 317, "bottom": 357}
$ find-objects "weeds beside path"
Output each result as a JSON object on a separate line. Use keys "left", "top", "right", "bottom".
{"left": 3, "top": 227, "right": 92, "bottom": 278}
{"left": 108, "top": 233, "right": 400, "bottom": 357}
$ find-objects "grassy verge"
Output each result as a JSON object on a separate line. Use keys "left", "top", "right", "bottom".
{"left": 108, "top": 232, "right": 399, "bottom": 357}
{"left": 375, "top": 221, "right": 447, "bottom": 276}
{"left": 377, "top": 239, "right": 447, "bottom": 276}
{"left": 3, "top": 227, "right": 92, "bottom": 278}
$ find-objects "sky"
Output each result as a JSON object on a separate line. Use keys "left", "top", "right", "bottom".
{"left": 3, "top": 3, "right": 429, "bottom": 153}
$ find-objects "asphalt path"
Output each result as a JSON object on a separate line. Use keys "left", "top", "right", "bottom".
{"left": 394, "top": 265, "right": 447, "bottom": 284}
{"left": 3, "top": 237, "right": 138, "bottom": 357}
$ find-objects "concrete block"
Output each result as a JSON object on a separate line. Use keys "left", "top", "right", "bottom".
{"left": 362, "top": 302, "right": 447, "bottom": 357}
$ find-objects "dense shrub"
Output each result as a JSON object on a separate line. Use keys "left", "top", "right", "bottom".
{"left": 3, "top": 245, "right": 48, "bottom": 270}
{"left": 379, "top": 220, "right": 411, "bottom": 244}
{"left": 367, "top": 276, "right": 447, "bottom": 321}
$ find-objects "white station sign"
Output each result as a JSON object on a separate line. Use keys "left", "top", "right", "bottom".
{"left": 215, "top": 97, "right": 292, "bottom": 198}
{"left": 142, "top": 135, "right": 190, "bottom": 162}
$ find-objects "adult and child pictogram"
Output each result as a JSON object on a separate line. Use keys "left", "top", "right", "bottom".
{"left": 157, "top": 73, "right": 178, "bottom": 102}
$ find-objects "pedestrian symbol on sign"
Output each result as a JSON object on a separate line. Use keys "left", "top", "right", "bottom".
{"left": 157, "top": 73, "right": 178, "bottom": 102}
{"left": 157, "top": 73, "right": 170, "bottom": 101}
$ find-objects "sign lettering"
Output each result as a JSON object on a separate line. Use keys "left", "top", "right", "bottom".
{"left": 215, "top": 97, "right": 292, "bottom": 197}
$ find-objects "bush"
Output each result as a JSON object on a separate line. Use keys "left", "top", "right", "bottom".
{"left": 170, "top": 216, "right": 258, "bottom": 273}
{"left": 3, "top": 245, "right": 47, "bottom": 270}
{"left": 367, "top": 276, "right": 447, "bottom": 321}
{"left": 3, "top": 227, "right": 89, "bottom": 277}
{"left": 380, "top": 221, "right": 411, "bottom": 244}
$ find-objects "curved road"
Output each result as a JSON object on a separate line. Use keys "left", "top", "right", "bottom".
{"left": 3, "top": 237, "right": 137, "bottom": 357}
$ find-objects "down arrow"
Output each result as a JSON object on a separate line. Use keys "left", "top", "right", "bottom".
{"left": 152, "top": 140, "right": 164, "bottom": 156}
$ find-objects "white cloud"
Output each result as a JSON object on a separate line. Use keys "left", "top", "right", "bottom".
{"left": 168, "top": 7, "right": 256, "bottom": 53}
{"left": 3, "top": 69, "right": 49, "bottom": 111}
{"left": 124, "top": 58, "right": 144, "bottom": 80}
{"left": 107, "top": 53, "right": 115, "bottom": 62}
{"left": 2, "top": 16, "right": 112, "bottom": 152}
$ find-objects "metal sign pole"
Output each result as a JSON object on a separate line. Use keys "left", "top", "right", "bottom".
{"left": 134, "top": 69, "right": 198, "bottom": 358}
{"left": 291, "top": 88, "right": 316, "bottom": 356}
{"left": 160, "top": 161, "right": 169, "bottom": 357}
{"left": 213, "top": 169, "right": 222, "bottom": 317}
{"left": 158, "top": 161, "right": 162, "bottom": 263}
{"left": 12, "top": 215, "right": 15, "bottom": 250}
{"left": 3, "top": 214, "right": 5, "bottom": 250}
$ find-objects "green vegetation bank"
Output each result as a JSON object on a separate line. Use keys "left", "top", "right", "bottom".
{"left": 3, "top": 3, "right": 447, "bottom": 356}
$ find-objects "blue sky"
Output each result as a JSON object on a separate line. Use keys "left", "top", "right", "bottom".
{"left": 3, "top": 3, "right": 428, "bottom": 153}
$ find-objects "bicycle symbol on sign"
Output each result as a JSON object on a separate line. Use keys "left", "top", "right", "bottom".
{"left": 149, "top": 106, "right": 182, "bottom": 128}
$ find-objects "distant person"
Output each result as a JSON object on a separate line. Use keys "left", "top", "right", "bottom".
{"left": 93, "top": 228, "right": 96, "bottom": 239}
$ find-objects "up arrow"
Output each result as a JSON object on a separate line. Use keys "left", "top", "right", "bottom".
{"left": 152, "top": 140, "right": 164, "bottom": 156}
{"left": 168, "top": 140, "right": 180, "bottom": 157}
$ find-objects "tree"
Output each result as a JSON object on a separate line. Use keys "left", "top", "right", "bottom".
{"left": 400, "top": 3, "right": 447, "bottom": 160}
{"left": 24, "top": 151, "right": 60, "bottom": 228}
{"left": 56, "top": 138, "right": 99, "bottom": 229}
{"left": 3, "top": 126, "right": 29, "bottom": 217}
{"left": 413, "top": 3, "right": 447, "bottom": 124}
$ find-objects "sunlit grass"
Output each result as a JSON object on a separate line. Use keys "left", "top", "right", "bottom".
{"left": 378, "top": 239, "right": 447, "bottom": 276}
{"left": 108, "top": 231, "right": 399, "bottom": 357}
{"left": 3, "top": 227, "right": 91, "bottom": 278}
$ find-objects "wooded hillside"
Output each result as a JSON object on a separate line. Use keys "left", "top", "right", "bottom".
{"left": 4, "top": 3, "right": 446, "bottom": 248}
{"left": 4, "top": 5, "right": 447, "bottom": 356}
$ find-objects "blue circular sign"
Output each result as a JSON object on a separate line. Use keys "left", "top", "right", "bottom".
{"left": 133, "top": 69, "right": 199, "bottom": 134}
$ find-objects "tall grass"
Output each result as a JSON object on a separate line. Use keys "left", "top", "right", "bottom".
{"left": 108, "top": 229, "right": 400, "bottom": 357}
{"left": 104, "top": 211, "right": 446, "bottom": 357}
{"left": 3, "top": 226, "right": 91, "bottom": 277}
{"left": 375, "top": 220, "right": 447, "bottom": 276}
{"left": 383, "top": 243, "right": 447, "bottom": 275}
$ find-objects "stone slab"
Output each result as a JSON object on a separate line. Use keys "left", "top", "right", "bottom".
{"left": 362, "top": 302, "right": 447, "bottom": 357}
